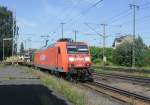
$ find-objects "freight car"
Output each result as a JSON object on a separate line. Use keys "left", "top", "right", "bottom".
{"left": 33, "top": 38, "right": 93, "bottom": 81}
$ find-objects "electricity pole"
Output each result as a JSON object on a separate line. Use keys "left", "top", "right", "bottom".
{"left": 101, "top": 24, "right": 107, "bottom": 67}
{"left": 61, "top": 23, "right": 65, "bottom": 38}
{"left": 15, "top": 26, "right": 19, "bottom": 54}
{"left": 85, "top": 23, "right": 109, "bottom": 66}
{"left": 12, "top": 11, "right": 15, "bottom": 56}
{"left": 85, "top": 23, "right": 121, "bottom": 68}
{"left": 27, "top": 37, "right": 31, "bottom": 49}
{"left": 73, "top": 30, "right": 78, "bottom": 42}
{"left": 23, "top": 40, "right": 27, "bottom": 50}
{"left": 3, "top": 40, "right": 4, "bottom": 60}
{"left": 12, "top": 7, "right": 17, "bottom": 56}
{"left": 129, "top": 4, "right": 139, "bottom": 68}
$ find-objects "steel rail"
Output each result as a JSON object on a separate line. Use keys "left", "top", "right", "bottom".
{"left": 90, "top": 81, "right": 150, "bottom": 103}
{"left": 93, "top": 72, "right": 150, "bottom": 83}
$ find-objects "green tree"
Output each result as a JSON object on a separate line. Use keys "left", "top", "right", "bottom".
{"left": 0, "top": 6, "right": 17, "bottom": 60}
{"left": 112, "top": 41, "right": 132, "bottom": 66}
{"left": 20, "top": 42, "right": 24, "bottom": 54}
{"left": 112, "top": 36, "right": 146, "bottom": 67}
{"left": 143, "top": 49, "right": 150, "bottom": 66}
{"left": 89, "top": 46, "right": 113, "bottom": 64}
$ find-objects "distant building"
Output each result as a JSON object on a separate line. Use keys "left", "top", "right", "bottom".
{"left": 19, "top": 48, "right": 37, "bottom": 62}
{"left": 112, "top": 35, "right": 133, "bottom": 48}
{"left": 21, "top": 48, "right": 37, "bottom": 55}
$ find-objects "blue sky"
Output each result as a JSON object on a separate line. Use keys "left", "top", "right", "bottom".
{"left": 1, "top": 0, "right": 150, "bottom": 49}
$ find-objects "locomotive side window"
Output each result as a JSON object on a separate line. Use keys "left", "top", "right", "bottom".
{"left": 58, "top": 47, "right": 61, "bottom": 54}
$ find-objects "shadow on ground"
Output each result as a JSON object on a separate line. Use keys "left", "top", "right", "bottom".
{"left": 0, "top": 84, "right": 69, "bottom": 105}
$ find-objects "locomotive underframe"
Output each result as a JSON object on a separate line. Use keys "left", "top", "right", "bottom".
{"left": 66, "top": 68, "right": 93, "bottom": 82}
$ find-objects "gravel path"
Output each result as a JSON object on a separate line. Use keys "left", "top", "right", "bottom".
{"left": 0, "top": 66, "right": 72, "bottom": 105}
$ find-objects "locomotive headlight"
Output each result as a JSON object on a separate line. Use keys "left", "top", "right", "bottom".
{"left": 85, "top": 57, "right": 90, "bottom": 61}
{"left": 69, "top": 57, "right": 75, "bottom": 62}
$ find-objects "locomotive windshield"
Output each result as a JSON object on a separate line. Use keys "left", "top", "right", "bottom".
{"left": 67, "top": 45, "right": 89, "bottom": 54}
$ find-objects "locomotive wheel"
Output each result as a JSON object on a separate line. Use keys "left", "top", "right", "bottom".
{"left": 54, "top": 71, "right": 60, "bottom": 77}
{"left": 66, "top": 73, "right": 78, "bottom": 83}
{"left": 66, "top": 73, "right": 72, "bottom": 81}
{"left": 66, "top": 73, "right": 74, "bottom": 82}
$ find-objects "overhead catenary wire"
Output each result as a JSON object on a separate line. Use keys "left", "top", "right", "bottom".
{"left": 104, "top": 2, "right": 150, "bottom": 25}
{"left": 84, "top": 23, "right": 101, "bottom": 35}
{"left": 109, "top": 3, "right": 150, "bottom": 32}
{"left": 120, "top": 14, "right": 150, "bottom": 26}
{"left": 53, "top": 0, "right": 101, "bottom": 36}
{"left": 118, "top": 2, "right": 150, "bottom": 27}
{"left": 108, "top": 11, "right": 132, "bottom": 25}
{"left": 60, "top": 0, "right": 82, "bottom": 22}
{"left": 104, "top": 9, "right": 131, "bottom": 24}
{"left": 53, "top": 1, "right": 79, "bottom": 23}
{"left": 51, "top": 0, "right": 83, "bottom": 36}
{"left": 65, "top": 0, "right": 103, "bottom": 26}
{"left": 54, "top": 0, "right": 103, "bottom": 39}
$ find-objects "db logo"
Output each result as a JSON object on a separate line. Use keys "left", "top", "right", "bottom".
{"left": 40, "top": 54, "right": 46, "bottom": 61}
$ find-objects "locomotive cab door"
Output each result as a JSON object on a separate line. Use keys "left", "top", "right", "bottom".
{"left": 57, "top": 47, "right": 62, "bottom": 71}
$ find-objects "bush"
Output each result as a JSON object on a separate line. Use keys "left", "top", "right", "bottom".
{"left": 143, "top": 49, "right": 150, "bottom": 66}
{"left": 112, "top": 36, "right": 146, "bottom": 67}
{"left": 90, "top": 46, "right": 113, "bottom": 64}
{"left": 92, "top": 59, "right": 102, "bottom": 64}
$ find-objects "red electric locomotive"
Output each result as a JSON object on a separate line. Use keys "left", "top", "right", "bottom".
{"left": 34, "top": 38, "right": 93, "bottom": 81}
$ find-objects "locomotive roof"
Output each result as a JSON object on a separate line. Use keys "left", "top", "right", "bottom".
{"left": 35, "top": 41, "right": 87, "bottom": 53}
{"left": 67, "top": 42, "right": 87, "bottom": 45}
{"left": 57, "top": 38, "right": 73, "bottom": 42}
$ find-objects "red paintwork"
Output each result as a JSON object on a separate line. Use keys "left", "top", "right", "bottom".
{"left": 34, "top": 41, "right": 92, "bottom": 73}
{"left": 68, "top": 54, "right": 91, "bottom": 68}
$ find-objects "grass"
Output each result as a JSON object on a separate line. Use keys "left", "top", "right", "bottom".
{"left": 0, "top": 63, "right": 6, "bottom": 69}
{"left": 8, "top": 76, "right": 16, "bottom": 80}
{"left": 143, "top": 66, "right": 150, "bottom": 70}
{"left": 42, "top": 76, "right": 86, "bottom": 105}
{"left": 93, "top": 63, "right": 150, "bottom": 71}
{"left": 92, "top": 63, "right": 150, "bottom": 78}
{"left": 22, "top": 67, "right": 87, "bottom": 105}
{"left": 94, "top": 68, "right": 150, "bottom": 78}
{"left": 15, "top": 66, "right": 125, "bottom": 105}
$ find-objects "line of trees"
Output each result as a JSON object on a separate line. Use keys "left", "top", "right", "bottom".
{"left": 90, "top": 47, "right": 113, "bottom": 65}
{"left": 0, "top": 6, "right": 18, "bottom": 60}
{"left": 90, "top": 36, "right": 150, "bottom": 67}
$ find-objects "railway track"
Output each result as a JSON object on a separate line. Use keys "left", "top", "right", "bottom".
{"left": 93, "top": 72, "right": 150, "bottom": 84}
{"left": 21, "top": 65, "right": 150, "bottom": 104}
{"left": 83, "top": 81, "right": 150, "bottom": 105}
{"left": 92, "top": 66, "right": 150, "bottom": 73}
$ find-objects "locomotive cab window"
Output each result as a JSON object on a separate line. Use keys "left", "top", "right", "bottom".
{"left": 67, "top": 45, "right": 89, "bottom": 54}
